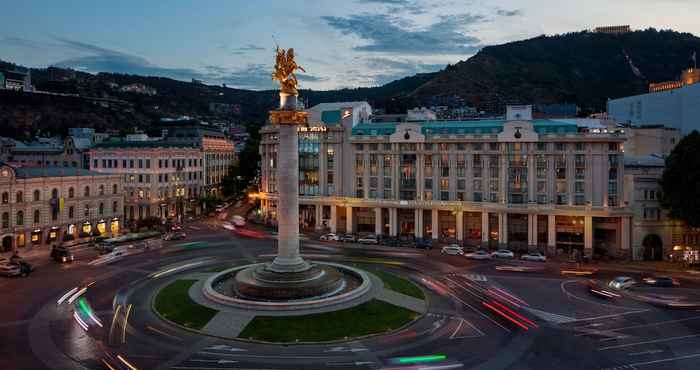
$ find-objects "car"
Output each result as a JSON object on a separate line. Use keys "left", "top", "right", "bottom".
{"left": 341, "top": 234, "right": 357, "bottom": 243}
{"left": 382, "top": 237, "right": 400, "bottom": 247}
{"left": 415, "top": 238, "right": 433, "bottom": 250}
{"left": 0, "top": 264, "right": 22, "bottom": 277}
{"left": 521, "top": 252, "right": 547, "bottom": 262}
{"left": 163, "top": 232, "right": 186, "bottom": 241}
{"left": 232, "top": 215, "right": 247, "bottom": 227}
{"left": 222, "top": 221, "right": 236, "bottom": 231}
{"left": 441, "top": 244, "right": 464, "bottom": 255}
{"left": 358, "top": 234, "right": 379, "bottom": 244}
{"left": 608, "top": 276, "right": 637, "bottom": 290}
{"left": 465, "top": 250, "right": 492, "bottom": 260}
{"left": 50, "top": 246, "right": 75, "bottom": 263}
{"left": 642, "top": 276, "right": 680, "bottom": 287}
{"left": 319, "top": 233, "right": 340, "bottom": 241}
{"left": 491, "top": 249, "right": 515, "bottom": 259}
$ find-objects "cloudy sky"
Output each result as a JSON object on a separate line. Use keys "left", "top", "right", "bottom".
{"left": 2, "top": 0, "right": 699, "bottom": 90}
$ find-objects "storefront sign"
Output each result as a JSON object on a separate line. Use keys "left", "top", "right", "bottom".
{"left": 298, "top": 126, "right": 327, "bottom": 132}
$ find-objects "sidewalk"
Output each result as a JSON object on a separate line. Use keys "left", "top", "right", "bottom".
{"left": 576, "top": 260, "right": 700, "bottom": 280}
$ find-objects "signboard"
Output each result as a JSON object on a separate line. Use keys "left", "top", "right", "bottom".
{"left": 298, "top": 126, "right": 327, "bottom": 133}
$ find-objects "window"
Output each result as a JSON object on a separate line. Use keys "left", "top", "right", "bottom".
{"left": 424, "top": 178, "right": 432, "bottom": 189}
{"left": 440, "top": 179, "right": 449, "bottom": 190}
{"left": 16, "top": 211, "right": 23, "bottom": 226}
{"left": 473, "top": 142, "right": 483, "bottom": 151}
{"left": 93, "top": 159, "right": 98, "bottom": 168}
{"left": 575, "top": 142, "right": 584, "bottom": 151}
{"left": 113, "top": 184, "right": 118, "bottom": 194}
{"left": 113, "top": 201, "right": 118, "bottom": 213}
{"left": 33, "top": 190, "right": 40, "bottom": 202}
{"left": 441, "top": 191, "right": 449, "bottom": 201}
{"left": 99, "top": 185, "right": 105, "bottom": 195}
{"left": 69, "top": 206, "right": 74, "bottom": 219}
{"left": 457, "top": 179, "right": 466, "bottom": 190}
{"left": 69, "top": 187, "right": 74, "bottom": 198}
{"left": 555, "top": 142, "right": 565, "bottom": 151}
{"left": 489, "top": 142, "right": 498, "bottom": 151}
{"left": 123, "top": 159, "right": 127, "bottom": 168}
{"left": 51, "top": 188, "right": 58, "bottom": 199}
{"left": 1, "top": 212, "right": 8, "bottom": 228}
{"left": 16, "top": 191, "right": 23, "bottom": 203}
{"left": 84, "top": 186, "right": 90, "bottom": 197}
{"left": 146, "top": 159, "right": 151, "bottom": 168}
{"left": 99, "top": 202, "right": 104, "bottom": 215}
{"left": 1, "top": 192, "right": 7, "bottom": 204}
{"left": 608, "top": 142, "right": 618, "bottom": 151}
{"left": 33, "top": 210, "right": 40, "bottom": 224}
{"left": 536, "top": 142, "right": 546, "bottom": 151}
{"left": 84, "top": 204, "right": 90, "bottom": 217}
{"left": 138, "top": 159, "right": 143, "bottom": 168}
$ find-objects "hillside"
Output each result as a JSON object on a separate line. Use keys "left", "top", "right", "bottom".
{"left": 2, "top": 28, "right": 699, "bottom": 138}
{"left": 411, "top": 28, "right": 700, "bottom": 111}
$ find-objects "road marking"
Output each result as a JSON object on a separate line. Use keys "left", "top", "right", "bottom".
{"left": 599, "top": 333, "right": 700, "bottom": 351}
{"left": 444, "top": 277, "right": 510, "bottom": 332}
{"left": 462, "top": 273, "right": 487, "bottom": 282}
{"left": 628, "top": 349, "right": 664, "bottom": 356}
{"left": 575, "top": 314, "right": 700, "bottom": 337}
{"left": 602, "top": 351, "right": 700, "bottom": 369}
{"left": 324, "top": 346, "right": 368, "bottom": 353}
{"left": 197, "top": 352, "right": 339, "bottom": 359}
{"left": 202, "top": 344, "right": 247, "bottom": 352}
{"left": 189, "top": 359, "right": 238, "bottom": 364}
{"left": 568, "top": 309, "right": 650, "bottom": 325}
{"left": 326, "top": 361, "right": 375, "bottom": 366}
{"left": 522, "top": 306, "right": 576, "bottom": 324}
{"left": 147, "top": 325, "right": 182, "bottom": 341}
{"left": 449, "top": 318, "right": 485, "bottom": 339}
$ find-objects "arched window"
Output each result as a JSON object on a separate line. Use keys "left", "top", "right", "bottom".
{"left": 33, "top": 210, "right": 40, "bottom": 224}
{"left": 68, "top": 206, "right": 74, "bottom": 219}
{"left": 1, "top": 212, "right": 8, "bottom": 228}
{"left": 33, "top": 190, "right": 40, "bottom": 202}
{"left": 113, "top": 184, "right": 118, "bottom": 194}
{"left": 99, "top": 185, "right": 104, "bottom": 195}
{"left": 84, "top": 186, "right": 90, "bottom": 197}
{"left": 16, "top": 191, "right": 23, "bottom": 203}
{"left": 84, "top": 204, "right": 90, "bottom": 217}
{"left": 1, "top": 192, "right": 8, "bottom": 204}
{"left": 112, "top": 201, "right": 118, "bottom": 213}
{"left": 51, "top": 188, "right": 59, "bottom": 199}
{"left": 16, "top": 211, "right": 23, "bottom": 226}
{"left": 69, "top": 187, "right": 74, "bottom": 198}
{"left": 99, "top": 202, "right": 104, "bottom": 215}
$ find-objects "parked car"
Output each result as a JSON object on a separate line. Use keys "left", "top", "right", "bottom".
{"left": 319, "top": 233, "right": 340, "bottom": 241}
{"left": 642, "top": 276, "right": 680, "bottom": 287}
{"left": 50, "top": 246, "right": 75, "bottom": 263}
{"left": 465, "top": 250, "right": 492, "bottom": 260}
{"left": 358, "top": 234, "right": 379, "bottom": 244}
{"left": 491, "top": 249, "right": 515, "bottom": 259}
{"left": 608, "top": 276, "right": 637, "bottom": 290}
{"left": 521, "top": 252, "right": 547, "bottom": 262}
{"left": 222, "top": 221, "right": 236, "bottom": 231}
{"left": 415, "top": 238, "right": 433, "bottom": 250}
{"left": 341, "top": 234, "right": 357, "bottom": 243}
{"left": 0, "top": 260, "right": 33, "bottom": 277}
{"left": 441, "top": 244, "right": 464, "bottom": 255}
{"left": 382, "top": 237, "right": 400, "bottom": 247}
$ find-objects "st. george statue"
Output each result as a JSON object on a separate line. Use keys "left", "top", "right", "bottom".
{"left": 272, "top": 46, "right": 306, "bottom": 95}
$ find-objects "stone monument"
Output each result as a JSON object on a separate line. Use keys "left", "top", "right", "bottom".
{"left": 232, "top": 47, "right": 344, "bottom": 300}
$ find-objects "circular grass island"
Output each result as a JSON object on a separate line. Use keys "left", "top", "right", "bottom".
{"left": 153, "top": 268, "right": 426, "bottom": 343}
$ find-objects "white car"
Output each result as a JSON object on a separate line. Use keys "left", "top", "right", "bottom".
{"left": 0, "top": 264, "right": 21, "bottom": 277}
{"left": 608, "top": 276, "right": 637, "bottom": 290}
{"left": 232, "top": 215, "right": 246, "bottom": 227}
{"left": 320, "top": 233, "right": 340, "bottom": 241}
{"left": 222, "top": 221, "right": 236, "bottom": 231}
{"left": 441, "top": 245, "right": 464, "bottom": 255}
{"left": 521, "top": 252, "right": 547, "bottom": 262}
{"left": 491, "top": 249, "right": 515, "bottom": 259}
{"left": 358, "top": 234, "right": 379, "bottom": 244}
{"left": 465, "top": 250, "right": 492, "bottom": 260}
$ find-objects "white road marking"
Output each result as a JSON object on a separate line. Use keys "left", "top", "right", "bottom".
{"left": 324, "top": 346, "right": 368, "bottom": 353}
{"left": 203, "top": 344, "right": 247, "bottom": 352}
{"left": 569, "top": 309, "right": 650, "bottom": 325}
{"left": 462, "top": 273, "right": 487, "bottom": 282}
{"left": 599, "top": 333, "right": 700, "bottom": 351}
{"left": 576, "top": 314, "right": 700, "bottom": 338}
{"left": 444, "top": 277, "right": 510, "bottom": 332}
{"left": 628, "top": 349, "right": 664, "bottom": 356}
{"left": 449, "top": 318, "right": 485, "bottom": 339}
{"left": 326, "top": 361, "right": 375, "bottom": 366}
{"left": 522, "top": 307, "right": 576, "bottom": 324}
{"left": 603, "top": 351, "right": 700, "bottom": 369}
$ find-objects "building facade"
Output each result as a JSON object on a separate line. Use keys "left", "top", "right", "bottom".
{"left": 0, "top": 163, "right": 123, "bottom": 253}
{"left": 1, "top": 128, "right": 107, "bottom": 169}
{"left": 259, "top": 104, "right": 633, "bottom": 259}
{"left": 89, "top": 141, "right": 204, "bottom": 222}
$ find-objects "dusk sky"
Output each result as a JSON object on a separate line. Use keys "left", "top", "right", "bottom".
{"left": 2, "top": 0, "right": 699, "bottom": 90}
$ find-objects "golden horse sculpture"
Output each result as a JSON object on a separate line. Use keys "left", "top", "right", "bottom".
{"left": 272, "top": 47, "right": 306, "bottom": 95}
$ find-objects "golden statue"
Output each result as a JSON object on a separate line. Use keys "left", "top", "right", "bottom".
{"left": 272, "top": 46, "right": 306, "bottom": 95}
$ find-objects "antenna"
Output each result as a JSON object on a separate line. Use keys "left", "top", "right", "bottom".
{"left": 272, "top": 35, "right": 279, "bottom": 50}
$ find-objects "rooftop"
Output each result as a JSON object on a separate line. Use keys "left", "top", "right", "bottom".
{"left": 95, "top": 140, "right": 198, "bottom": 149}
{"left": 351, "top": 119, "right": 580, "bottom": 136}
{"left": 12, "top": 166, "right": 110, "bottom": 179}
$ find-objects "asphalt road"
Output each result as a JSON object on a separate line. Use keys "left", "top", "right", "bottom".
{"left": 3, "top": 216, "right": 700, "bottom": 370}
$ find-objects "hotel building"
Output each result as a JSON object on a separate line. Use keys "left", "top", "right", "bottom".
{"left": 0, "top": 163, "right": 123, "bottom": 253}
{"left": 259, "top": 104, "right": 633, "bottom": 259}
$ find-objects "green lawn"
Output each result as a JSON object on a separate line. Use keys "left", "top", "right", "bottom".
{"left": 154, "top": 280, "right": 218, "bottom": 330}
{"left": 371, "top": 269, "right": 426, "bottom": 300}
{"left": 239, "top": 299, "right": 418, "bottom": 342}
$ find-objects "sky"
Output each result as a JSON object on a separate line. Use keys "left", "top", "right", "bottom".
{"left": 2, "top": 0, "right": 699, "bottom": 91}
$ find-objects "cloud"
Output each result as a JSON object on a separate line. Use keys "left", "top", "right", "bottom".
{"left": 496, "top": 9, "right": 523, "bottom": 17}
{"left": 321, "top": 13, "right": 483, "bottom": 54}
{"left": 356, "top": 0, "right": 426, "bottom": 14}
{"left": 237, "top": 44, "right": 265, "bottom": 51}
{"left": 364, "top": 57, "right": 444, "bottom": 85}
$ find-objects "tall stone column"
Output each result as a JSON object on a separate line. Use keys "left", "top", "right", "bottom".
{"left": 346, "top": 206, "right": 354, "bottom": 234}
{"left": 431, "top": 209, "right": 439, "bottom": 240}
{"left": 374, "top": 207, "right": 382, "bottom": 235}
{"left": 456, "top": 211, "right": 464, "bottom": 241}
{"left": 389, "top": 208, "right": 398, "bottom": 236}
{"left": 415, "top": 209, "right": 423, "bottom": 238}
{"left": 547, "top": 214, "right": 556, "bottom": 256}
{"left": 330, "top": 205, "right": 337, "bottom": 233}
{"left": 481, "top": 211, "right": 489, "bottom": 248}
{"left": 270, "top": 123, "right": 308, "bottom": 272}
{"left": 584, "top": 215, "right": 593, "bottom": 259}
{"left": 620, "top": 216, "right": 631, "bottom": 259}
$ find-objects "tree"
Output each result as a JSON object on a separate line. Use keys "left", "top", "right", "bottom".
{"left": 221, "top": 121, "right": 261, "bottom": 198}
{"left": 661, "top": 130, "right": 700, "bottom": 227}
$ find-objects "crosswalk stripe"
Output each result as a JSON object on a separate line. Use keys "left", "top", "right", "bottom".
{"left": 523, "top": 307, "right": 576, "bottom": 324}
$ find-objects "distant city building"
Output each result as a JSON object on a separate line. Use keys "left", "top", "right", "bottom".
{"left": 406, "top": 107, "right": 437, "bottom": 121}
{"left": 607, "top": 72, "right": 700, "bottom": 134}
{"left": 533, "top": 103, "right": 579, "bottom": 118}
{"left": 648, "top": 68, "right": 700, "bottom": 92}
{"left": 209, "top": 102, "right": 240, "bottom": 115}
{"left": 0, "top": 162, "right": 123, "bottom": 253}
{"left": 260, "top": 103, "right": 633, "bottom": 259}
{"left": 594, "top": 25, "right": 631, "bottom": 34}
{"left": 46, "top": 66, "right": 76, "bottom": 82}
{"left": 119, "top": 83, "right": 157, "bottom": 95}
{"left": 1, "top": 128, "right": 110, "bottom": 169}
{"left": 0, "top": 68, "right": 32, "bottom": 92}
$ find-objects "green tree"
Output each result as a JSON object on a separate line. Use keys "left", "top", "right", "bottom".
{"left": 221, "top": 121, "right": 261, "bottom": 198}
{"left": 661, "top": 130, "right": 700, "bottom": 227}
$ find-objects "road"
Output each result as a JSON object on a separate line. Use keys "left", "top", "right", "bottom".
{"left": 3, "top": 216, "right": 700, "bottom": 370}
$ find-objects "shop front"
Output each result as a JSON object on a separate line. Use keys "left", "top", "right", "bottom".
{"left": 110, "top": 218, "right": 120, "bottom": 235}
{"left": 96, "top": 219, "right": 107, "bottom": 236}
{"left": 47, "top": 226, "right": 60, "bottom": 243}
{"left": 65, "top": 224, "right": 77, "bottom": 241}
{"left": 31, "top": 229, "right": 42, "bottom": 245}
{"left": 80, "top": 222, "right": 92, "bottom": 238}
